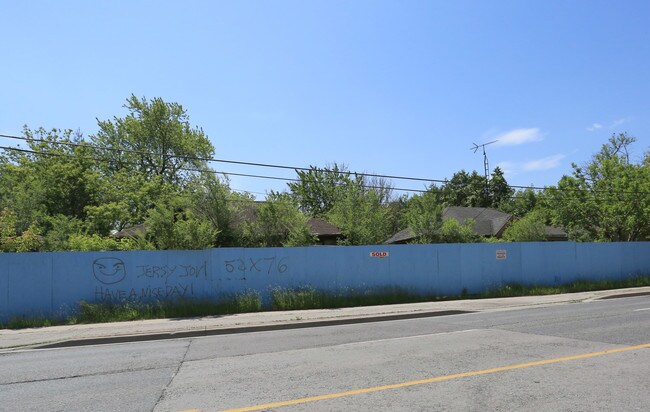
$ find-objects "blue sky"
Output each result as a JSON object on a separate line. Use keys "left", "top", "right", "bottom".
{"left": 2, "top": 1, "right": 649, "bottom": 198}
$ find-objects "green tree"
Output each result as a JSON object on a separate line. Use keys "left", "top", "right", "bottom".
{"left": 489, "top": 167, "right": 514, "bottom": 209}
{"left": 500, "top": 187, "right": 538, "bottom": 218}
{"left": 61, "top": 232, "right": 152, "bottom": 252}
{"left": 86, "top": 95, "right": 216, "bottom": 237}
{"left": 287, "top": 163, "right": 396, "bottom": 245}
{"left": 541, "top": 133, "right": 650, "bottom": 241}
{"left": 438, "top": 218, "right": 479, "bottom": 243}
{"left": 440, "top": 168, "right": 513, "bottom": 209}
{"left": 403, "top": 189, "right": 444, "bottom": 243}
{"left": 502, "top": 210, "right": 547, "bottom": 242}
{"left": 87, "top": 171, "right": 172, "bottom": 235}
{"left": 42, "top": 214, "right": 84, "bottom": 251}
{"left": 0, "top": 96, "right": 225, "bottom": 252}
{"left": 185, "top": 173, "right": 245, "bottom": 246}
{"left": 288, "top": 164, "right": 361, "bottom": 217}
{"left": 0, "top": 209, "right": 43, "bottom": 252}
{"left": 0, "top": 128, "right": 102, "bottom": 232}
{"left": 440, "top": 170, "right": 490, "bottom": 207}
{"left": 145, "top": 193, "right": 219, "bottom": 250}
{"left": 403, "top": 188, "right": 479, "bottom": 244}
{"left": 239, "top": 192, "right": 315, "bottom": 247}
{"left": 327, "top": 186, "right": 393, "bottom": 245}
{"left": 92, "top": 95, "right": 214, "bottom": 186}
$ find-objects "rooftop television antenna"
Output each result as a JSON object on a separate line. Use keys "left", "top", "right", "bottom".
{"left": 470, "top": 140, "right": 498, "bottom": 200}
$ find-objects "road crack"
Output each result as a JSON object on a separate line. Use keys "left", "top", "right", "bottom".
{"left": 152, "top": 338, "right": 193, "bottom": 411}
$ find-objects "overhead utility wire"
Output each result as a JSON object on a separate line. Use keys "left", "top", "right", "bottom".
{"left": 0, "top": 133, "right": 445, "bottom": 185}
{"left": 0, "top": 145, "right": 430, "bottom": 194}
{"left": 2, "top": 133, "right": 649, "bottom": 196}
{"left": 0, "top": 144, "right": 641, "bottom": 204}
{"left": 1, "top": 145, "right": 644, "bottom": 203}
{"left": 0, "top": 132, "right": 630, "bottom": 195}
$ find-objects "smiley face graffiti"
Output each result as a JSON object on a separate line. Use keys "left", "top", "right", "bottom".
{"left": 93, "top": 258, "right": 127, "bottom": 285}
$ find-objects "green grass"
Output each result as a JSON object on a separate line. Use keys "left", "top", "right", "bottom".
{"left": 2, "top": 276, "right": 649, "bottom": 329}
{"left": 3, "top": 315, "right": 57, "bottom": 329}
{"left": 479, "top": 276, "right": 650, "bottom": 298}
{"left": 74, "top": 291, "right": 263, "bottom": 324}
{"left": 270, "top": 285, "right": 437, "bottom": 311}
{"left": 0, "top": 291, "right": 263, "bottom": 329}
{"left": 270, "top": 275, "right": 650, "bottom": 310}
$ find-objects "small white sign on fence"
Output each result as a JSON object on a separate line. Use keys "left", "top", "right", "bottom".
{"left": 496, "top": 250, "right": 507, "bottom": 260}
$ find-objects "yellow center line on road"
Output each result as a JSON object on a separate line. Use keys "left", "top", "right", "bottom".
{"left": 181, "top": 342, "right": 650, "bottom": 412}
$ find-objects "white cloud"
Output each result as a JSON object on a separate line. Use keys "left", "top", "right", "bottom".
{"left": 609, "top": 117, "right": 631, "bottom": 129}
{"left": 587, "top": 123, "right": 603, "bottom": 132}
{"left": 492, "top": 128, "right": 543, "bottom": 146}
{"left": 496, "top": 154, "right": 565, "bottom": 176}
{"left": 522, "top": 154, "right": 566, "bottom": 171}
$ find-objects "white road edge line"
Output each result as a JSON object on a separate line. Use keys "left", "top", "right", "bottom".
{"left": 1, "top": 329, "right": 483, "bottom": 355}
{"left": 633, "top": 308, "right": 650, "bottom": 312}
{"left": 336, "top": 329, "right": 482, "bottom": 348}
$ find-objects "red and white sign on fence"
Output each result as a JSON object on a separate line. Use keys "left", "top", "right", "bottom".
{"left": 369, "top": 251, "right": 389, "bottom": 258}
{"left": 496, "top": 250, "right": 507, "bottom": 260}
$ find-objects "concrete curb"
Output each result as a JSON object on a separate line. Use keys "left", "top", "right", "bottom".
{"left": 2, "top": 286, "right": 649, "bottom": 352}
{"left": 34, "top": 310, "right": 473, "bottom": 349}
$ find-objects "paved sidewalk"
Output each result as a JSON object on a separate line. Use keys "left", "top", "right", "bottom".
{"left": 1, "top": 287, "right": 649, "bottom": 351}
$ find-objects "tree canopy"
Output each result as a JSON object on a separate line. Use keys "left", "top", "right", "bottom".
{"left": 92, "top": 95, "right": 214, "bottom": 186}
{"left": 1, "top": 95, "right": 647, "bottom": 252}
{"left": 541, "top": 133, "right": 650, "bottom": 241}
{"left": 438, "top": 167, "right": 513, "bottom": 209}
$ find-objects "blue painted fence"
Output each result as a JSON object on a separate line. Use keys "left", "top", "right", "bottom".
{"left": 1, "top": 242, "right": 649, "bottom": 322}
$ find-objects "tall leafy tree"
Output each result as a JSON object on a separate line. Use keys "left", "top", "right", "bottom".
{"left": 287, "top": 163, "right": 396, "bottom": 245}
{"left": 403, "top": 189, "right": 444, "bottom": 243}
{"left": 92, "top": 95, "right": 214, "bottom": 186}
{"left": 327, "top": 186, "right": 394, "bottom": 245}
{"left": 440, "top": 167, "right": 513, "bottom": 209}
{"left": 288, "top": 163, "right": 361, "bottom": 217}
{"left": 239, "top": 192, "right": 316, "bottom": 247}
{"left": 440, "top": 170, "right": 489, "bottom": 207}
{"left": 145, "top": 191, "right": 219, "bottom": 250}
{"left": 502, "top": 209, "right": 548, "bottom": 242}
{"left": 541, "top": 133, "right": 650, "bottom": 241}
{"left": 489, "top": 167, "right": 514, "bottom": 208}
{"left": 0, "top": 127, "right": 101, "bottom": 232}
{"left": 500, "top": 187, "right": 538, "bottom": 218}
{"left": 402, "top": 188, "right": 478, "bottom": 244}
{"left": 0, "top": 97, "right": 229, "bottom": 251}
{"left": 185, "top": 173, "right": 257, "bottom": 247}
{"left": 87, "top": 95, "right": 217, "bottom": 235}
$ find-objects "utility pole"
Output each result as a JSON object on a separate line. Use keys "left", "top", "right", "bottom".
{"left": 470, "top": 140, "right": 498, "bottom": 201}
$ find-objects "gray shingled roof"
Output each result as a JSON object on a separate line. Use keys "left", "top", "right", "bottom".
{"left": 114, "top": 217, "right": 342, "bottom": 240}
{"left": 384, "top": 207, "right": 513, "bottom": 244}
{"left": 442, "top": 206, "right": 512, "bottom": 237}
{"left": 307, "top": 218, "right": 342, "bottom": 236}
{"left": 383, "top": 228, "right": 416, "bottom": 244}
{"left": 544, "top": 225, "right": 568, "bottom": 239}
{"left": 113, "top": 223, "right": 148, "bottom": 239}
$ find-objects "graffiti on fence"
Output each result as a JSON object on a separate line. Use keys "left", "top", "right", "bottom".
{"left": 91, "top": 258, "right": 207, "bottom": 302}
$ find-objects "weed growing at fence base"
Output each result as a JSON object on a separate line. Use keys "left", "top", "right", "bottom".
{"left": 270, "top": 285, "right": 437, "bottom": 311}
{"left": 4, "top": 315, "right": 56, "bottom": 329}
{"left": 2, "top": 276, "right": 649, "bottom": 329}
{"left": 74, "top": 291, "right": 263, "bottom": 323}
{"left": 0, "top": 291, "right": 262, "bottom": 329}
{"left": 479, "top": 276, "right": 650, "bottom": 298}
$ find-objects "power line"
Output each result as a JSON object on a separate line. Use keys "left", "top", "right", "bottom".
{"left": 2, "top": 133, "right": 650, "bottom": 197}
{"left": 0, "top": 145, "right": 430, "bottom": 194}
{"left": 0, "top": 145, "right": 647, "bottom": 209}
{"left": 0, "top": 133, "right": 446, "bottom": 184}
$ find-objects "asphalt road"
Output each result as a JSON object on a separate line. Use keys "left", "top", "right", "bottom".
{"left": 1, "top": 296, "right": 649, "bottom": 411}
